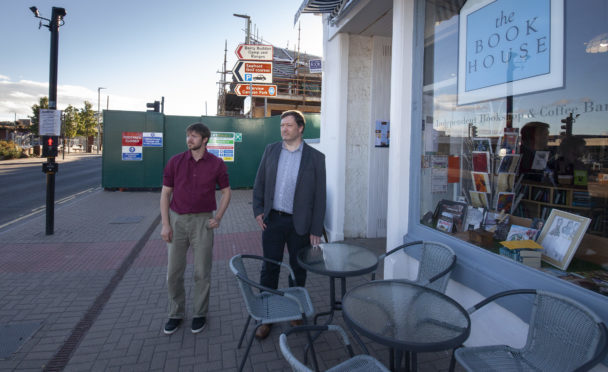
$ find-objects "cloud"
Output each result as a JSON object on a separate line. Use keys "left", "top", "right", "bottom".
{"left": 1, "top": 77, "right": 209, "bottom": 121}
{"left": 0, "top": 78, "right": 145, "bottom": 121}
{"left": 9, "top": 91, "right": 36, "bottom": 99}
{"left": 0, "top": 79, "right": 47, "bottom": 119}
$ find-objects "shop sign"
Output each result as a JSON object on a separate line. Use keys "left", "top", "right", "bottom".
{"left": 458, "top": 0, "right": 564, "bottom": 105}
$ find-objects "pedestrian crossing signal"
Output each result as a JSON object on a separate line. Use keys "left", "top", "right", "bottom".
{"left": 42, "top": 135, "right": 59, "bottom": 157}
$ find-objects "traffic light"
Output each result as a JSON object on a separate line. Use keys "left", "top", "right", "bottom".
{"left": 471, "top": 125, "right": 478, "bottom": 138}
{"left": 560, "top": 116, "right": 572, "bottom": 136}
{"left": 42, "top": 135, "right": 59, "bottom": 157}
{"left": 146, "top": 101, "right": 160, "bottom": 112}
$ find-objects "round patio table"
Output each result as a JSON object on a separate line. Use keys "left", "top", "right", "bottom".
{"left": 342, "top": 280, "right": 471, "bottom": 372}
{"left": 297, "top": 242, "right": 379, "bottom": 324}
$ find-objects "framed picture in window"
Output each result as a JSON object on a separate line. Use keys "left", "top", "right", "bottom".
{"left": 531, "top": 150, "right": 550, "bottom": 170}
{"left": 433, "top": 199, "right": 468, "bottom": 233}
{"left": 436, "top": 215, "right": 454, "bottom": 233}
{"left": 537, "top": 209, "right": 591, "bottom": 270}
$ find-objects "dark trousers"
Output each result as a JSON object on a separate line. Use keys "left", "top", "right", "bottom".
{"left": 260, "top": 210, "right": 309, "bottom": 289}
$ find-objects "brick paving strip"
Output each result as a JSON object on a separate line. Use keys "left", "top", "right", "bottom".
{"left": 43, "top": 214, "right": 161, "bottom": 372}
{"left": 0, "top": 186, "right": 457, "bottom": 371}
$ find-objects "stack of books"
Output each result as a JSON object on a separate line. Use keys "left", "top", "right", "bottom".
{"left": 499, "top": 240, "right": 544, "bottom": 268}
{"left": 572, "top": 191, "right": 591, "bottom": 207}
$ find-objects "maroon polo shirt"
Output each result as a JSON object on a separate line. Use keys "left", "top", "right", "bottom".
{"left": 163, "top": 150, "right": 230, "bottom": 214}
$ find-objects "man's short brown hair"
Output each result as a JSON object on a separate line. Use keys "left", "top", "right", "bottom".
{"left": 186, "top": 122, "right": 211, "bottom": 141}
{"left": 281, "top": 110, "right": 306, "bottom": 133}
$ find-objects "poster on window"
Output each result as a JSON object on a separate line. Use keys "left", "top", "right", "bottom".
{"left": 457, "top": 0, "right": 564, "bottom": 105}
{"left": 431, "top": 155, "right": 448, "bottom": 193}
{"left": 375, "top": 120, "right": 390, "bottom": 147}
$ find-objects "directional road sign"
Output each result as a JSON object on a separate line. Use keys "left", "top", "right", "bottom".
{"left": 235, "top": 44, "right": 273, "bottom": 61}
{"left": 235, "top": 84, "right": 277, "bottom": 97}
{"left": 232, "top": 61, "right": 273, "bottom": 83}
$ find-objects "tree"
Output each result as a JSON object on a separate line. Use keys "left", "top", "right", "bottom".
{"left": 29, "top": 96, "right": 49, "bottom": 134}
{"left": 78, "top": 101, "right": 96, "bottom": 152}
{"left": 62, "top": 105, "right": 79, "bottom": 152}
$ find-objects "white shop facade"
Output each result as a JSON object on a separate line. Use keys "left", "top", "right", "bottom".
{"left": 297, "top": 0, "right": 608, "bottom": 364}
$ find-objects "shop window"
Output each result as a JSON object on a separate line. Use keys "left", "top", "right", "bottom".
{"left": 419, "top": 0, "right": 608, "bottom": 295}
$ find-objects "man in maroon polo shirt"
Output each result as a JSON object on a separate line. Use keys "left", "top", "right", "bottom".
{"left": 160, "top": 122, "right": 231, "bottom": 335}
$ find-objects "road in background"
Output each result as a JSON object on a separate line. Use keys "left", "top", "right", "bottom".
{"left": 0, "top": 155, "right": 102, "bottom": 228}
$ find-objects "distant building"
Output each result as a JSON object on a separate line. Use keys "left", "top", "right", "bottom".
{"left": 0, "top": 119, "right": 31, "bottom": 141}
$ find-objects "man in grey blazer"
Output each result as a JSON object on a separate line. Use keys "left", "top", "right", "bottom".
{"left": 252, "top": 110, "right": 326, "bottom": 339}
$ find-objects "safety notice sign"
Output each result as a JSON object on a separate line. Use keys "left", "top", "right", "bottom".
{"left": 122, "top": 132, "right": 143, "bottom": 161}
{"left": 207, "top": 132, "right": 235, "bottom": 162}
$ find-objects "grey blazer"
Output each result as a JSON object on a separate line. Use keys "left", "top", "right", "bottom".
{"left": 252, "top": 141, "right": 326, "bottom": 237}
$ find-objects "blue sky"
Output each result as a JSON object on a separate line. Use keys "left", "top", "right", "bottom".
{"left": 0, "top": 0, "right": 323, "bottom": 121}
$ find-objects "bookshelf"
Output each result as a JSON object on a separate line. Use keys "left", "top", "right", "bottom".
{"left": 515, "top": 181, "right": 608, "bottom": 236}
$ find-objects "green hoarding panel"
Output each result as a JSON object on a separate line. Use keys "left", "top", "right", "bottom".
{"left": 102, "top": 111, "right": 320, "bottom": 190}
{"left": 102, "top": 110, "right": 164, "bottom": 189}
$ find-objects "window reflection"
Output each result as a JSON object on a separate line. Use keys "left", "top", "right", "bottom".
{"left": 420, "top": 0, "right": 608, "bottom": 295}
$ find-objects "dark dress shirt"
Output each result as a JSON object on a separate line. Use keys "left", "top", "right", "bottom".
{"left": 163, "top": 150, "right": 229, "bottom": 214}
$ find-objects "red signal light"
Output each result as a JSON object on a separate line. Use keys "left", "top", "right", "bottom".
{"left": 42, "top": 135, "right": 58, "bottom": 157}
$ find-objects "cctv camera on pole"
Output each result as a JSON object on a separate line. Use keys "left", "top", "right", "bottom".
{"left": 31, "top": 6, "right": 67, "bottom": 235}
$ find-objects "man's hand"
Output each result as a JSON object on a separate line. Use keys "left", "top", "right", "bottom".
{"left": 255, "top": 214, "right": 266, "bottom": 230}
{"left": 161, "top": 224, "right": 173, "bottom": 243}
{"left": 310, "top": 234, "right": 321, "bottom": 247}
{"left": 208, "top": 217, "right": 221, "bottom": 229}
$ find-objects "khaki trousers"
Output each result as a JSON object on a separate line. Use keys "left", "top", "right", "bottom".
{"left": 167, "top": 210, "right": 214, "bottom": 319}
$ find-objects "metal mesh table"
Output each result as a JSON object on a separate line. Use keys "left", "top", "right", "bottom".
{"left": 343, "top": 280, "right": 471, "bottom": 372}
{"left": 298, "top": 243, "right": 379, "bottom": 324}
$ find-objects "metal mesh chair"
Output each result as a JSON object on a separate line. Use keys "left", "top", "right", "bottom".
{"left": 372, "top": 240, "right": 456, "bottom": 293}
{"left": 453, "top": 289, "right": 608, "bottom": 372}
{"left": 280, "top": 324, "right": 390, "bottom": 372}
{"left": 229, "top": 254, "right": 315, "bottom": 372}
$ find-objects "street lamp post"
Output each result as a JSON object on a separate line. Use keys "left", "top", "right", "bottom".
{"left": 233, "top": 14, "right": 251, "bottom": 44}
{"left": 97, "top": 87, "right": 106, "bottom": 154}
{"left": 30, "top": 5, "right": 67, "bottom": 235}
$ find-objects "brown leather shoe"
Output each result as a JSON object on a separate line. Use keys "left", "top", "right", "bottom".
{"left": 290, "top": 319, "right": 303, "bottom": 327}
{"left": 255, "top": 324, "right": 272, "bottom": 339}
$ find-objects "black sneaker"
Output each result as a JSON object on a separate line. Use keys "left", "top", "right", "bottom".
{"left": 163, "top": 318, "right": 182, "bottom": 335}
{"left": 191, "top": 317, "right": 206, "bottom": 334}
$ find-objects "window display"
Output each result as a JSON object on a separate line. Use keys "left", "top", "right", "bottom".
{"left": 420, "top": 0, "right": 608, "bottom": 295}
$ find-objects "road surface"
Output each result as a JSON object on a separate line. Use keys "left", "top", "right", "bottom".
{"left": 0, "top": 155, "right": 102, "bottom": 229}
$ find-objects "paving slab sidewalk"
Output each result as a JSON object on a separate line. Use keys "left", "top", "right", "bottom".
{"left": 0, "top": 187, "right": 457, "bottom": 371}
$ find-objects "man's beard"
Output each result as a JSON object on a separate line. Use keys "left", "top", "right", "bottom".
{"left": 188, "top": 143, "right": 202, "bottom": 151}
